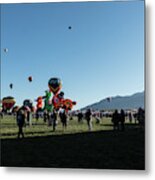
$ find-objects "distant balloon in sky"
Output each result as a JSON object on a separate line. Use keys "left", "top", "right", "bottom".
{"left": 9, "top": 83, "right": 13, "bottom": 89}
{"left": 48, "top": 77, "right": 62, "bottom": 94}
{"left": 68, "top": 26, "right": 72, "bottom": 30}
{"left": 28, "top": 76, "right": 32, "bottom": 82}
{"left": 4, "top": 48, "right": 8, "bottom": 53}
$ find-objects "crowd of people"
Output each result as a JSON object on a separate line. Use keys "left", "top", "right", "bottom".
{"left": 0, "top": 106, "right": 145, "bottom": 139}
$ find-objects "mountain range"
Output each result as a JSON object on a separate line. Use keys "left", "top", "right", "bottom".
{"left": 81, "top": 92, "right": 144, "bottom": 111}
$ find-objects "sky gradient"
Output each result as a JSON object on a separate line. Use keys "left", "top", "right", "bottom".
{"left": 1, "top": 1, "right": 144, "bottom": 109}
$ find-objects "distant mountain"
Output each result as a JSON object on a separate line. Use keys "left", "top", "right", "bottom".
{"left": 81, "top": 92, "right": 144, "bottom": 111}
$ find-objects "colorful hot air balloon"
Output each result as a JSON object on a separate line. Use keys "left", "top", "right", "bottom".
{"left": 2, "top": 96, "right": 16, "bottom": 111}
{"left": 42, "top": 90, "right": 53, "bottom": 112}
{"left": 52, "top": 93, "right": 64, "bottom": 110}
{"left": 36, "top": 96, "right": 43, "bottom": 110}
{"left": 23, "top": 99, "right": 33, "bottom": 111}
{"left": 63, "top": 99, "right": 76, "bottom": 111}
{"left": 58, "top": 91, "right": 64, "bottom": 99}
{"left": 48, "top": 77, "right": 62, "bottom": 94}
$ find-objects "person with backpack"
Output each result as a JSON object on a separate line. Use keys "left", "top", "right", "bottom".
{"left": 16, "top": 108, "right": 26, "bottom": 139}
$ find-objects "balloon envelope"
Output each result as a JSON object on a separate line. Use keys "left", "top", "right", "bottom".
{"left": 36, "top": 96, "right": 43, "bottom": 109}
{"left": 2, "top": 96, "right": 16, "bottom": 110}
{"left": 4, "top": 48, "right": 8, "bottom": 53}
{"left": 9, "top": 83, "right": 13, "bottom": 89}
{"left": 28, "top": 76, "right": 32, "bottom": 82}
{"left": 23, "top": 99, "right": 33, "bottom": 111}
{"left": 63, "top": 99, "right": 76, "bottom": 110}
{"left": 48, "top": 77, "right": 62, "bottom": 94}
{"left": 58, "top": 91, "right": 64, "bottom": 99}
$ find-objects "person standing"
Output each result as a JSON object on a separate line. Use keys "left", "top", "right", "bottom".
{"left": 129, "top": 112, "right": 133, "bottom": 124}
{"left": 51, "top": 109, "right": 57, "bottom": 131}
{"left": 16, "top": 108, "right": 26, "bottom": 139}
{"left": 111, "top": 110, "right": 119, "bottom": 131}
{"left": 120, "top": 109, "right": 125, "bottom": 131}
{"left": 137, "top": 107, "right": 145, "bottom": 127}
{"left": 85, "top": 109, "right": 92, "bottom": 131}
{"left": 59, "top": 110, "right": 68, "bottom": 130}
{"left": 77, "top": 111, "right": 83, "bottom": 123}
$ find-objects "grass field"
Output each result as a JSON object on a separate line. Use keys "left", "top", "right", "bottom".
{"left": 0, "top": 115, "right": 145, "bottom": 169}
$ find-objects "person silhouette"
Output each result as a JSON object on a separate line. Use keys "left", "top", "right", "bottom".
{"left": 85, "top": 109, "right": 92, "bottom": 131}
{"left": 111, "top": 110, "right": 119, "bottom": 131}
{"left": 120, "top": 109, "right": 125, "bottom": 131}
{"left": 16, "top": 108, "right": 26, "bottom": 138}
{"left": 51, "top": 109, "right": 57, "bottom": 131}
{"left": 59, "top": 109, "right": 68, "bottom": 130}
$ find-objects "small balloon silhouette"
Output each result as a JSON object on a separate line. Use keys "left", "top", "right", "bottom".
{"left": 4, "top": 48, "right": 8, "bottom": 53}
{"left": 28, "top": 76, "right": 32, "bottom": 82}
{"left": 9, "top": 83, "right": 13, "bottom": 89}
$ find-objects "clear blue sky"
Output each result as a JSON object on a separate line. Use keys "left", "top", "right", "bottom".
{"left": 1, "top": 1, "right": 144, "bottom": 110}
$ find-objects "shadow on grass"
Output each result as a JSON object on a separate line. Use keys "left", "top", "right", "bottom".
{"left": 1, "top": 130, "right": 52, "bottom": 137}
{"left": 101, "top": 123, "right": 140, "bottom": 128}
{"left": 1, "top": 127, "right": 145, "bottom": 170}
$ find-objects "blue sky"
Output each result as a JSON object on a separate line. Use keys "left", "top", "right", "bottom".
{"left": 1, "top": 1, "right": 144, "bottom": 109}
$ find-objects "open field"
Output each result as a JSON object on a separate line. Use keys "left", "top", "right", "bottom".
{"left": 0, "top": 115, "right": 145, "bottom": 169}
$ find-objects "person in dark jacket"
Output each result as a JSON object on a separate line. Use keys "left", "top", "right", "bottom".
{"left": 85, "top": 109, "right": 92, "bottom": 131}
{"left": 77, "top": 111, "right": 83, "bottom": 123}
{"left": 120, "top": 109, "right": 125, "bottom": 131}
{"left": 51, "top": 109, "right": 57, "bottom": 131}
{"left": 111, "top": 110, "right": 119, "bottom": 131}
{"left": 59, "top": 110, "right": 68, "bottom": 130}
{"left": 16, "top": 108, "right": 26, "bottom": 138}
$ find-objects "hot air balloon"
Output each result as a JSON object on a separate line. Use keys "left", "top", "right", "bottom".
{"left": 42, "top": 90, "right": 53, "bottom": 112}
{"left": 2, "top": 96, "right": 16, "bottom": 111}
{"left": 28, "top": 76, "right": 32, "bottom": 82}
{"left": 9, "top": 83, "right": 13, "bottom": 89}
{"left": 4, "top": 48, "right": 8, "bottom": 53}
{"left": 63, "top": 99, "right": 76, "bottom": 111}
{"left": 23, "top": 99, "right": 33, "bottom": 111}
{"left": 58, "top": 91, "right": 64, "bottom": 99}
{"left": 36, "top": 96, "right": 43, "bottom": 111}
{"left": 48, "top": 77, "right": 62, "bottom": 94}
{"left": 52, "top": 93, "right": 64, "bottom": 110}
{"left": 68, "top": 26, "right": 72, "bottom": 30}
